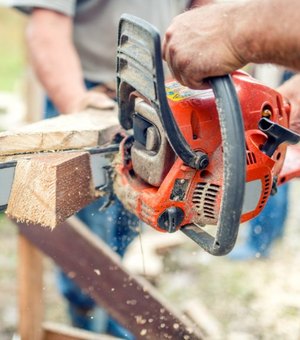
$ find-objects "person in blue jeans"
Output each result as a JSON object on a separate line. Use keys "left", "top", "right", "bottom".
{"left": 229, "top": 70, "right": 294, "bottom": 260}
{"left": 250, "top": 186, "right": 289, "bottom": 255}
{"left": 45, "top": 80, "right": 139, "bottom": 339}
{"left": 230, "top": 184, "right": 289, "bottom": 260}
{"left": 13, "top": 1, "right": 196, "bottom": 338}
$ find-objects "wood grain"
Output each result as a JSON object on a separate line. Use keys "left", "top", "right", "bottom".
{"left": 7, "top": 152, "right": 95, "bottom": 228}
{"left": 0, "top": 108, "right": 119, "bottom": 157}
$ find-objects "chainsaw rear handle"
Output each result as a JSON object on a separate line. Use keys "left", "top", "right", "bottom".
{"left": 117, "top": 14, "right": 246, "bottom": 256}
{"left": 181, "top": 76, "right": 246, "bottom": 256}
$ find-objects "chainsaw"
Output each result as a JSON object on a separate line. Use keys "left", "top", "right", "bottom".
{"left": 113, "top": 14, "right": 300, "bottom": 256}
{"left": 1, "top": 14, "right": 300, "bottom": 256}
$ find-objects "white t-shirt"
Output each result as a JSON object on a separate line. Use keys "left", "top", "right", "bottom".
{"left": 12, "top": 0, "right": 189, "bottom": 83}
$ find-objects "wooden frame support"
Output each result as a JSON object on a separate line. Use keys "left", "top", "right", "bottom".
{"left": 18, "top": 234, "right": 44, "bottom": 340}
{"left": 16, "top": 217, "right": 204, "bottom": 340}
{"left": 18, "top": 234, "right": 120, "bottom": 340}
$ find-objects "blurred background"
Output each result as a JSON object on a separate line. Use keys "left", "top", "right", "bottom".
{"left": 0, "top": 4, "right": 26, "bottom": 130}
{"left": 0, "top": 4, "right": 68, "bottom": 340}
{"left": 1, "top": 2, "right": 300, "bottom": 340}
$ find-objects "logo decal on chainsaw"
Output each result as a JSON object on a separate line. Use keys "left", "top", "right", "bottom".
{"left": 166, "top": 81, "right": 199, "bottom": 101}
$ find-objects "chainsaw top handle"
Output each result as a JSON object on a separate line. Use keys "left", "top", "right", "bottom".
{"left": 117, "top": 14, "right": 246, "bottom": 256}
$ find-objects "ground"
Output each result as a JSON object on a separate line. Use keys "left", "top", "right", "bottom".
{"left": 1, "top": 181, "right": 300, "bottom": 340}
{"left": 157, "top": 181, "right": 300, "bottom": 340}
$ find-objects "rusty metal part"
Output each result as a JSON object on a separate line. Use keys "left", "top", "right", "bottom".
{"left": 131, "top": 99, "right": 175, "bottom": 187}
{"left": 262, "top": 108, "right": 272, "bottom": 118}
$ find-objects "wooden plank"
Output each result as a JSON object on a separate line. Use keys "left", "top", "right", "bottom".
{"left": 43, "top": 322, "right": 118, "bottom": 340}
{"left": 7, "top": 152, "right": 95, "bottom": 228}
{"left": 18, "top": 234, "right": 44, "bottom": 340}
{"left": 1, "top": 108, "right": 119, "bottom": 227}
{"left": 16, "top": 217, "right": 204, "bottom": 340}
{"left": 0, "top": 108, "right": 119, "bottom": 157}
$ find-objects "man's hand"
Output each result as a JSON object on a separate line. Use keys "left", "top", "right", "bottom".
{"left": 163, "top": 0, "right": 300, "bottom": 89}
{"left": 162, "top": 3, "right": 245, "bottom": 89}
{"left": 277, "top": 74, "right": 300, "bottom": 135}
{"left": 27, "top": 9, "right": 115, "bottom": 114}
{"left": 69, "top": 86, "right": 115, "bottom": 113}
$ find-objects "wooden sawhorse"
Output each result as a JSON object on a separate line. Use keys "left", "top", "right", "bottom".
{"left": 16, "top": 217, "right": 204, "bottom": 340}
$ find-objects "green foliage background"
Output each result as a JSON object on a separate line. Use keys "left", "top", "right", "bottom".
{"left": 0, "top": 7, "right": 26, "bottom": 91}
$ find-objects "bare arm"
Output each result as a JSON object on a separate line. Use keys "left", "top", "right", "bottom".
{"left": 26, "top": 9, "right": 114, "bottom": 114}
{"left": 163, "top": 0, "right": 300, "bottom": 89}
{"left": 277, "top": 74, "right": 300, "bottom": 134}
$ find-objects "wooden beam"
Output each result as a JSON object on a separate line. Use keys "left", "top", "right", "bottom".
{"left": 6, "top": 152, "right": 95, "bottom": 228}
{"left": 18, "top": 234, "right": 44, "bottom": 340}
{"left": 16, "top": 217, "right": 204, "bottom": 340}
{"left": 1, "top": 108, "right": 120, "bottom": 227}
{"left": 42, "top": 322, "right": 118, "bottom": 340}
{"left": 0, "top": 108, "right": 119, "bottom": 159}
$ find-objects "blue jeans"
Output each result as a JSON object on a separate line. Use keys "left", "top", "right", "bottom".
{"left": 248, "top": 184, "right": 289, "bottom": 254}
{"left": 45, "top": 80, "right": 138, "bottom": 338}
{"left": 244, "top": 70, "right": 292, "bottom": 257}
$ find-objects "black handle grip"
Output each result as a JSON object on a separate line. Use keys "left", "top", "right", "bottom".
{"left": 181, "top": 75, "right": 246, "bottom": 256}
{"left": 259, "top": 117, "right": 300, "bottom": 157}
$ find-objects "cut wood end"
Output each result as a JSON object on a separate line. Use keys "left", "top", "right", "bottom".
{"left": 6, "top": 152, "right": 96, "bottom": 228}
{"left": 5, "top": 213, "right": 54, "bottom": 229}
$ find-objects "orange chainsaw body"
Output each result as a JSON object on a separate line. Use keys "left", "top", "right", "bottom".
{"left": 115, "top": 71, "right": 290, "bottom": 233}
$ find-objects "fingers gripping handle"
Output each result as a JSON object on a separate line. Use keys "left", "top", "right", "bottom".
{"left": 181, "top": 76, "right": 246, "bottom": 256}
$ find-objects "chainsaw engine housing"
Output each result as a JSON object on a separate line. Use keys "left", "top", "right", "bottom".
{"left": 115, "top": 71, "right": 290, "bottom": 233}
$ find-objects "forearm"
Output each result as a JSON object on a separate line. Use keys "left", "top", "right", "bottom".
{"left": 26, "top": 9, "right": 86, "bottom": 113}
{"left": 232, "top": 0, "right": 300, "bottom": 69}
{"left": 163, "top": 0, "right": 300, "bottom": 88}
